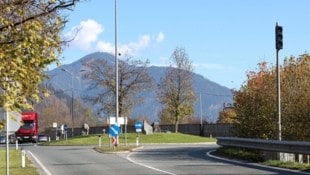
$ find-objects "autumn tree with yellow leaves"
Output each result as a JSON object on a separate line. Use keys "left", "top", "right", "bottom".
{"left": 234, "top": 54, "right": 310, "bottom": 141}
{"left": 0, "top": 0, "right": 80, "bottom": 111}
{"left": 157, "top": 47, "right": 196, "bottom": 133}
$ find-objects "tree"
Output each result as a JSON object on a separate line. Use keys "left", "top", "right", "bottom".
{"left": 234, "top": 61, "right": 277, "bottom": 139}
{"left": 157, "top": 47, "right": 196, "bottom": 133}
{"left": 234, "top": 55, "right": 310, "bottom": 141}
{"left": 0, "top": 0, "right": 79, "bottom": 111}
{"left": 34, "top": 86, "right": 97, "bottom": 132}
{"left": 280, "top": 55, "right": 310, "bottom": 140}
{"left": 35, "top": 94, "right": 71, "bottom": 132}
{"left": 81, "top": 55, "right": 153, "bottom": 118}
{"left": 217, "top": 105, "right": 237, "bottom": 124}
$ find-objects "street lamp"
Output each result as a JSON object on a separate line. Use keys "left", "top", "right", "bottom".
{"left": 61, "top": 68, "right": 74, "bottom": 137}
{"left": 114, "top": 0, "right": 120, "bottom": 145}
{"left": 199, "top": 92, "right": 203, "bottom": 136}
{"left": 115, "top": 0, "right": 119, "bottom": 123}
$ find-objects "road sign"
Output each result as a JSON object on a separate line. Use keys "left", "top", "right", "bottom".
{"left": 53, "top": 122, "right": 57, "bottom": 128}
{"left": 135, "top": 121, "right": 143, "bottom": 132}
{"left": 109, "top": 124, "right": 120, "bottom": 137}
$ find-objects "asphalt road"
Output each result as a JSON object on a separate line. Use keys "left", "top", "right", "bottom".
{"left": 128, "top": 144, "right": 310, "bottom": 175}
{"left": 26, "top": 145, "right": 165, "bottom": 175}
{"left": 24, "top": 143, "right": 310, "bottom": 175}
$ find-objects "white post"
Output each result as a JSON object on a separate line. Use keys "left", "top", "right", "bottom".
{"left": 136, "top": 136, "right": 139, "bottom": 147}
{"left": 15, "top": 140, "right": 18, "bottom": 150}
{"left": 125, "top": 117, "right": 127, "bottom": 146}
{"left": 98, "top": 135, "right": 102, "bottom": 147}
{"left": 21, "top": 150, "right": 26, "bottom": 168}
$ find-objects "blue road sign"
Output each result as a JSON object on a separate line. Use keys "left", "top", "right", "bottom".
{"left": 135, "top": 121, "right": 143, "bottom": 132}
{"left": 135, "top": 121, "right": 143, "bottom": 129}
{"left": 109, "top": 124, "right": 120, "bottom": 137}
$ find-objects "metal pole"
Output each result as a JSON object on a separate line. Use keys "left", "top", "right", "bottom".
{"left": 71, "top": 76, "right": 74, "bottom": 137}
{"left": 115, "top": 0, "right": 119, "bottom": 123}
{"left": 6, "top": 109, "right": 9, "bottom": 175}
{"left": 199, "top": 93, "right": 203, "bottom": 135}
{"left": 61, "top": 68, "right": 74, "bottom": 137}
{"left": 276, "top": 50, "right": 281, "bottom": 141}
{"left": 275, "top": 22, "right": 282, "bottom": 141}
{"left": 115, "top": 0, "right": 119, "bottom": 144}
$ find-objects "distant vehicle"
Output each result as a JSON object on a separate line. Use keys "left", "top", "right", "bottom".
{"left": 0, "top": 108, "right": 22, "bottom": 143}
{"left": 0, "top": 135, "right": 5, "bottom": 144}
{"left": 38, "top": 134, "right": 48, "bottom": 142}
{"left": 16, "top": 111, "right": 39, "bottom": 143}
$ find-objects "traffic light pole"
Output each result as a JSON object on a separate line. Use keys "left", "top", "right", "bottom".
{"left": 275, "top": 23, "right": 283, "bottom": 141}
{"left": 276, "top": 49, "right": 281, "bottom": 141}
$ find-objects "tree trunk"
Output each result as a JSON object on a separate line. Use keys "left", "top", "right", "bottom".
{"left": 174, "top": 117, "right": 179, "bottom": 133}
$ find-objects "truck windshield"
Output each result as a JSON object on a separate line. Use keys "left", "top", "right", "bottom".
{"left": 21, "top": 121, "right": 35, "bottom": 129}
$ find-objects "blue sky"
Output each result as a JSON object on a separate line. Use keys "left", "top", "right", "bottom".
{"left": 58, "top": 0, "right": 310, "bottom": 89}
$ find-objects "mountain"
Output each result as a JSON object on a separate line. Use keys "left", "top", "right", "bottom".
{"left": 45, "top": 52, "right": 233, "bottom": 123}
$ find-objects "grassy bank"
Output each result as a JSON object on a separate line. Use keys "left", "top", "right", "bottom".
{"left": 263, "top": 160, "right": 310, "bottom": 172}
{"left": 0, "top": 149, "right": 39, "bottom": 175}
{"left": 215, "top": 146, "right": 310, "bottom": 172}
{"left": 42, "top": 133, "right": 216, "bottom": 146}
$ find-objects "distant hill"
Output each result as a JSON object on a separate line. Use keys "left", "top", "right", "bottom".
{"left": 45, "top": 52, "right": 233, "bottom": 123}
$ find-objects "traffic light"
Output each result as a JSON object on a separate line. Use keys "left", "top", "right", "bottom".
{"left": 275, "top": 24, "right": 283, "bottom": 50}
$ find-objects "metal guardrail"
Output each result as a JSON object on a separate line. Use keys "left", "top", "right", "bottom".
{"left": 217, "top": 137, "right": 310, "bottom": 154}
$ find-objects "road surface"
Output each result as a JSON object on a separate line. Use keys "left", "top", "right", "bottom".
{"left": 24, "top": 144, "right": 309, "bottom": 175}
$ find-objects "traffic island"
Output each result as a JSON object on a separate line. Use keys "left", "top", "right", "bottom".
{"left": 94, "top": 145, "right": 143, "bottom": 153}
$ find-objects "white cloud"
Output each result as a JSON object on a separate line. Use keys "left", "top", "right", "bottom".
{"left": 156, "top": 32, "right": 165, "bottom": 43}
{"left": 65, "top": 19, "right": 103, "bottom": 50}
{"left": 65, "top": 19, "right": 164, "bottom": 56}
{"left": 128, "top": 35, "right": 151, "bottom": 51}
{"left": 96, "top": 34, "right": 151, "bottom": 56}
{"left": 96, "top": 41, "right": 115, "bottom": 54}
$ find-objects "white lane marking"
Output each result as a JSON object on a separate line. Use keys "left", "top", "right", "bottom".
{"left": 127, "top": 152, "right": 177, "bottom": 175}
{"left": 27, "top": 150, "right": 52, "bottom": 175}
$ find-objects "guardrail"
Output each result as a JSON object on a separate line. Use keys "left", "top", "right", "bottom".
{"left": 217, "top": 137, "right": 310, "bottom": 154}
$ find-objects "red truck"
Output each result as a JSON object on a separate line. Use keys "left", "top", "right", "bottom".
{"left": 16, "top": 111, "right": 39, "bottom": 143}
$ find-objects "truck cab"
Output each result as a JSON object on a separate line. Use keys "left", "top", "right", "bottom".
{"left": 16, "top": 111, "right": 38, "bottom": 143}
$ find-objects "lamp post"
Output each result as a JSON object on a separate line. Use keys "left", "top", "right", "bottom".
{"left": 5, "top": 108, "right": 9, "bottom": 175}
{"left": 115, "top": 0, "right": 119, "bottom": 124}
{"left": 61, "top": 68, "right": 74, "bottom": 137}
{"left": 114, "top": 0, "right": 120, "bottom": 145}
{"left": 199, "top": 92, "right": 203, "bottom": 136}
{"left": 3, "top": 77, "right": 11, "bottom": 175}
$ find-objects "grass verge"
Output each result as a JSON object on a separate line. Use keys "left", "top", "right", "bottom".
{"left": 215, "top": 146, "right": 310, "bottom": 172}
{"left": 214, "top": 146, "right": 264, "bottom": 162}
{"left": 0, "top": 149, "right": 39, "bottom": 175}
{"left": 263, "top": 160, "right": 310, "bottom": 172}
{"left": 42, "top": 133, "right": 216, "bottom": 146}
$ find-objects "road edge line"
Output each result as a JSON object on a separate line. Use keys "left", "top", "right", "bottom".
{"left": 126, "top": 152, "right": 177, "bottom": 175}
{"left": 27, "top": 150, "right": 53, "bottom": 175}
